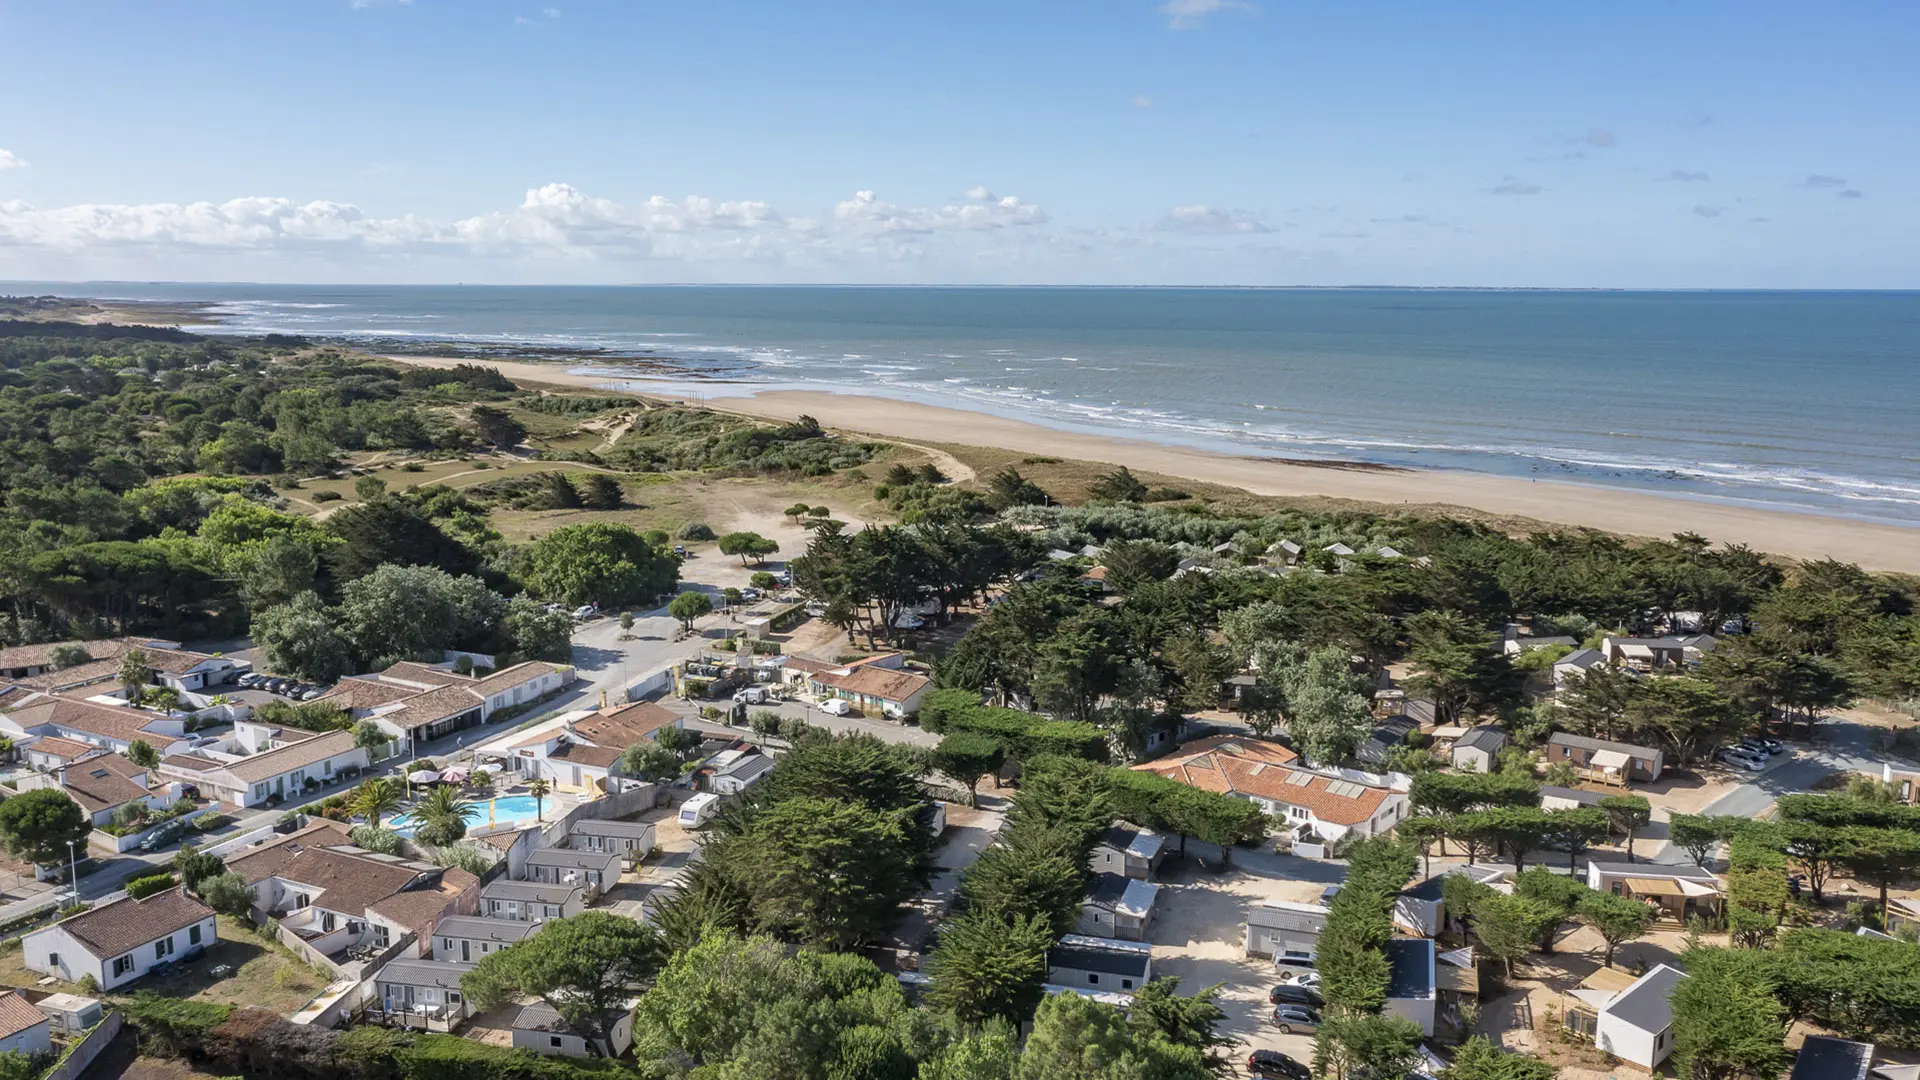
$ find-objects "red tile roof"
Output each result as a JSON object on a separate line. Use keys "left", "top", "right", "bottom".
{"left": 0, "top": 991, "right": 45, "bottom": 1040}
{"left": 45, "top": 887, "right": 212, "bottom": 959}
{"left": 1134, "top": 737, "right": 1392, "bottom": 826}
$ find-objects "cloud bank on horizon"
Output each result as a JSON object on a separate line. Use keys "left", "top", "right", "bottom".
{"left": 0, "top": 1, "right": 1911, "bottom": 287}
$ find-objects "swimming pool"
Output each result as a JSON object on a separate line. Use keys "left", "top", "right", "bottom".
{"left": 390, "top": 794, "right": 549, "bottom": 835}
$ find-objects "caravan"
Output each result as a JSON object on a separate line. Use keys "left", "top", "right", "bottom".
{"left": 678, "top": 793, "right": 720, "bottom": 829}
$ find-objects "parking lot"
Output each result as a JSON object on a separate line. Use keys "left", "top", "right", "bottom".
{"left": 1145, "top": 848, "right": 1346, "bottom": 1070}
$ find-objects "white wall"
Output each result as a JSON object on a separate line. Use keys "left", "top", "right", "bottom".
{"left": 0, "top": 1019, "right": 50, "bottom": 1057}
{"left": 1385, "top": 995, "right": 1436, "bottom": 1037}
{"left": 511, "top": 1011, "right": 633, "bottom": 1059}
{"left": 24, "top": 915, "right": 216, "bottom": 991}
{"left": 1595, "top": 1013, "right": 1669, "bottom": 1069}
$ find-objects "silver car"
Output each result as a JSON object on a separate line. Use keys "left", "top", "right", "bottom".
{"left": 1270, "top": 1006, "right": 1320, "bottom": 1035}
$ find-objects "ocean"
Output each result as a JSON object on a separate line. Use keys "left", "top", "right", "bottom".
{"left": 19, "top": 282, "right": 1920, "bottom": 526}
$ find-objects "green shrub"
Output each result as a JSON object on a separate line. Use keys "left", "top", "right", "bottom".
{"left": 125, "top": 871, "right": 177, "bottom": 900}
{"left": 122, "top": 992, "right": 231, "bottom": 1053}
{"left": 678, "top": 522, "right": 716, "bottom": 541}
{"left": 311, "top": 490, "right": 343, "bottom": 502}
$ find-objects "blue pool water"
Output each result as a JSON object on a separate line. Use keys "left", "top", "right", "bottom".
{"left": 389, "top": 794, "right": 546, "bottom": 835}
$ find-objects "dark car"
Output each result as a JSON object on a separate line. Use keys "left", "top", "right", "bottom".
{"left": 1268, "top": 984, "right": 1324, "bottom": 1008}
{"left": 1248, "top": 1049, "right": 1311, "bottom": 1079}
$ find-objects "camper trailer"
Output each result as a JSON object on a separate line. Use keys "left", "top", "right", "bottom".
{"left": 678, "top": 793, "right": 720, "bottom": 829}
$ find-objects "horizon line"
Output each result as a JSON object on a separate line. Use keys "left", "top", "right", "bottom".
{"left": 7, "top": 279, "right": 1920, "bottom": 294}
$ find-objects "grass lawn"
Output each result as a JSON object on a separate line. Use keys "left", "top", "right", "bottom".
{"left": 0, "top": 915, "right": 327, "bottom": 1016}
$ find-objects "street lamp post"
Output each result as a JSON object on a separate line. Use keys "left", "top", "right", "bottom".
{"left": 65, "top": 839, "right": 77, "bottom": 906}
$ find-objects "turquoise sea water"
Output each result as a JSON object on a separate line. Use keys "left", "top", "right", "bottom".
{"left": 16, "top": 283, "right": 1920, "bottom": 524}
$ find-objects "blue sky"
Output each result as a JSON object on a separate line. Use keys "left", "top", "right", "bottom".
{"left": 0, "top": 0, "right": 1914, "bottom": 286}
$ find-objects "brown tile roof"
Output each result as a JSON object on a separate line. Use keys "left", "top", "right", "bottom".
{"left": 570, "top": 701, "right": 679, "bottom": 747}
{"left": 368, "top": 868, "right": 477, "bottom": 937}
{"left": 58, "top": 753, "right": 153, "bottom": 813}
{"left": 157, "top": 753, "right": 226, "bottom": 773}
{"left": 473, "top": 661, "right": 563, "bottom": 695}
{"left": 1134, "top": 737, "right": 1393, "bottom": 826}
{"left": 376, "top": 662, "right": 463, "bottom": 688}
{"left": 224, "top": 822, "right": 357, "bottom": 885}
{"left": 0, "top": 638, "right": 135, "bottom": 672}
{"left": 271, "top": 847, "right": 430, "bottom": 916}
{"left": 781, "top": 656, "right": 838, "bottom": 676}
{"left": 25, "top": 736, "right": 97, "bottom": 761}
{"left": 472, "top": 826, "right": 535, "bottom": 852}
{"left": 549, "top": 742, "right": 622, "bottom": 769}
{"left": 136, "top": 647, "right": 220, "bottom": 675}
{"left": 816, "top": 665, "right": 930, "bottom": 703}
{"left": 0, "top": 992, "right": 46, "bottom": 1041}
{"left": 314, "top": 679, "right": 423, "bottom": 711}
{"left": 8, "top": 659, "right": 123, "bottom": 691}
{"left": 221, "top": 729, "right": 359, "bottom": 784}
{"left": 48, "top": 887, "right": 213, "bottom": 959}
{"left": 5, "top": 698, "right": 170, "bottom": 750}
{"left": 382, "top": 686, "right": 484, "bottom": 729}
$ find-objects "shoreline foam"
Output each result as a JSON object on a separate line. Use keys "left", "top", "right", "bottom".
{"left": 378, "top": 354, "right": 1920, "bottom": 573}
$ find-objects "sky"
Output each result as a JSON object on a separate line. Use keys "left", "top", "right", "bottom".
{"left": 0, "top": 0, "right": 1915, "bottom": 287}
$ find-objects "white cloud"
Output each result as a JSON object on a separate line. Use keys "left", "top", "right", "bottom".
{"left": 1692, "top": 205, "right": 1722, "bottom": 218}
{"left": 1131, "top": 95, "right": 1153, "bottom": 109}
{"left": 542, "top": 6, "right": 561, "bottom": 17}
{"left": 1656, "top": 170, "right": 1709, "bottom": 183}
{"left": 832, "top": 189, "right": 1048, "bottom": 234}
{"left": 1582, "top": 128, "right": 1616, "bottom": 148}
{"left": 0, "top": 150, "right": 26, "bottom": 171}
{"left": 1487, "top": 175, "right": 1543, "bottom": 195}
{"left": 1156, "top": 205, "right": 1269, "bottom": 234}
{"left": 1797, "top": 174, "right": 1846, "bottom": 189}
{"left": 1159, "top": 0, "right": 1254, "bottom": 30}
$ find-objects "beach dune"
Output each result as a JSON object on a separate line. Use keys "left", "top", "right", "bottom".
{"left": 387, "top": 355, "right": 1920, "bottom": 574}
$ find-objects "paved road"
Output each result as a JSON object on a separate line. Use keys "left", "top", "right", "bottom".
{"left": 1644, "top": 716, "right": 1878, "bottom": 864}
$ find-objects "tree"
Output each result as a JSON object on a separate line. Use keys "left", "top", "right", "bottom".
{"left": 1260, "top": 644, "right": 1375, "bottom": 766}
{"left": 323, "top": 494, "right": 478, "bottom": 581}
{"left": 468, "top": 405, "right": 526, "bottom": 449}
{"left": 524, "top": 523, "right": 679, "bottom": 608}
{"left": 959, "top": 836, "right": 1086, "bottom": 935}
{"left": 199, "top": 871, "right": 254, "bottom": 916}
{"left": 579, "top": 473, "right": 624, "bottom": 510}
{"left": 1671, "top": 949, "right": 1792, "bottom": 1080}
{"left": 527, "top": 778, "right": 552, "bottom": 822}
{"left": 1781, "top": 821, "right": 1844, "bottom": 902}
{"left": 733, "top": 796, "right": 923, "bottom": 948}
{"left": 618, "top": 611, "right": 635, "bottom": 639}
{"left": 925, "top": 911, "right": 1052, "bottom": 1023}
{"left": 750, "top": 571, "right": 778, "bottom": 590}
{"left": 1670, "top": 814, "right": 1723, "bottom": 867}
{"left": 0, "top": 789, "right": 89, "bottom": 868}
{"left": 411, "top": 785, "right": 473, "bottom": 848}
{"left": 251, "top": 591, "right": 352, "bottom": 683}
{"left": 1315, "top": 1014, "right": 1423, "bottom": 1080}
{"left": 1624, "top": 675, "right": 1743, "bottom": 768}
{"left": 336, "top": 564, "right": 506, "bottom": 668}
{"left": 501, "top": 596, "right": 573, "bottom": 663}
{"left": 1580, "top": 890, "right": 1655, "bottom": 968}
{"left": 352, "top": 778, "right": 403, "bottom": 829}
{"left": 354, "top": 476, "right": 387, "bottom": 502}
{"left": 47, "top": 644, "right": 91, "bottom": 670}
{"left": 1470, "top": 892, "right": 1556, "bottom": 978}
{"left": 619, "top": 742, "right": 683, "bottom": 783}
{"left": 118, "top": 647, "right": 151, "bottom": 702}
{"left": 1402, "top": 611, "right": 1523, "bottom": 726}
{"left": 1837, "top": 825, "right": 1920, "bottom": 923}
{"left": 1548, "top": 807, "right": 1610, "bottom": 872}
{"left": 933, "top": 732, "right": 1005, "bottom": 805}
{"left": 172, "top": 844, "right": 226, "bottom": 894}
{"left": 463, "top": 912, "right": 665, "bottom": 1053}
{"left": 717, "top": 531, "right": 780, "bottom": 565}
{"left": 668, "top": 590, "right": 713, "bottom": 630}
{"left": 721, "top": 586, "right": 743, "bottom": 610}
{"left": 986, "top": 468, "right": 1050, "bottom": 510}
{"left": 1089, "top": 466, "right": 1149, "bottom": 503}
{"left": 1443, "top": 1035, "right": 1556, "bottom": 1080}
{"left": 126, "top": 739, "right": 160, "bottom": 768}
{"left": 1127, "top": 977, "right": 1237, "bottom": 1075}
{"left": 1600, "top": 794, "right": 1653, "bottom": 862}
{"left": 784, "top": 502, "right": 812, "bottom": 523}
{"left": 918, "top": 1023, "right": 1019, "bottom": 1080}
{"left": 353, "top": 720, "right": 391, "bottom": 757}
{"left": 1100, "top": 539, "right": 1179, "bottom": 592}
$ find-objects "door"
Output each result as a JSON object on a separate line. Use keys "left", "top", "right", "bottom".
{"left": 460, "top": 940, "right": 470, "bottom": 962}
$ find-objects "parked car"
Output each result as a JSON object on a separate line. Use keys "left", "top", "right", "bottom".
{"left": 1272, "top": 953, "right": 1316, "bottom": 972}
{"left": 1268, "top": 984, "right": 1324, "bottom": 1008}
{"left": 1248, "top": 1050, "right": 1311, "bottom": 1080}
{"left": 739, "top": 587, "right": 761, "bottom": 602}
{"left": 819, "top": 699, "right": 853, "bottom": 716}
{"left": 1269, "top": 1006, "right": 1320, "bottom": 1035}
{"left": 1320, "top": 884, "right": 1343, "bottom": 905}
{"left": 892, "top": 612, "right": 925, "bottom": 630}
{"left": 1718, "top": 747, "right": 1766, "bottom": 771}
{"left": 299, "top": 688, "right": 325, "bottom": 701}
{"left": 1276, "top": 970, "right": 1322, "bottom": 988}
{"left": 237, "top": 673, "right": 264, "bottom": 689}
{"left": 1744, "top": 736, "right": 1786, "bottom": 755}
{"left": 572, "top": 605, "right": 598, "bottom": 621}
{"left": 733, "top": 687, "right": 769, "bottom": 705}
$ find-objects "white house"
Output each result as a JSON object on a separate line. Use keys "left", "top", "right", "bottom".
{"left": 565, "top": 819, "right": 654, "bottom": 868}
{"left": 1047, "top": 935, "right": 1152, "bottom": 995}
{"left": 1450, "top": 726, "right": 1507, "bottom": 773}
{"left": 1393, "top": 864, "right": 1513, "bottom": 938}
{"left": 808, "top": 664, "right": 931, "bottom": 719}
{"left": 372, "top": 958, "right": 477, "bottom": 1026}
{"left": 317, "top": 660, "right": 575, "bottom": 752}
{"left": 0, "top": 696, "right": 192, "bottom": 758}
{"left": 704, "top": 747, "right": 774, "bottom": 795}
{"left": 1078, "top": 873, "right": 1160, "bottom": 941}
{"left": 481, "top": 880, "right": 584, "bottom": 922}
{"left": 432, "top": 915, "right": 535, "bottom": 964}
{"left": 158, "top": 725, "right": 368, "bottom": 807}
{"left": 510, "top": 700, "right": 682, "bottom": 791}
{"left": 0, "top": 992, "right": 51, "bottom": 1058}
{"left": 1134, "top": 736, "right": 1406, "bottom": 847}
{"left": 1243, "top": 900, "right": 1328, "bottom": 964}
{"left": 11, "top": 751, "right": 176, "bottom": 828}
{"left": 1590, "top": 964, "right": 1687, "bottom": 1070}
{"left": 1553, "top": 648, "right": 1606, "bottom": 689}
{"left": 511, "top": 1001, "right": 635, "bottom": 1059}
{"left": 1088, "top": 824, "right": 1168, "bottom": 881}
{"left": 22, "top": 887, "right": 217, "bottom": 991}
{"left": 523, "top": 848, "right": 622, "bottom": 896}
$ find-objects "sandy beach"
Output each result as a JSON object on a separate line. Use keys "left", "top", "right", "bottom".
{"left": 384, "top": 355, "right": 1920, "bottom": 573}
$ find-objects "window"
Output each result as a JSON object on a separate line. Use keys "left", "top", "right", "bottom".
{"left": 155, "top": 938, "right": 174, "bottom": 960}
{"left": 447, "top": 991, "right": 461, "bottom": 1005}
{"left": 1289, "top": 807, "right": 1311, "bottom": 821}
{"left": 551, "top": 1037, "right": 563, "bottom": 1049}
{"left": 113, "top": 954, "right": 134, "bottom": 977}
{"left": 1088, "top": 974, "right": 1099, "bottom": 985}
{"left": 441, "top": 938, "right": 453, "bottom": 953}
{"left": 1121, "top": 978, "right": 1134, "bottom": 990}
{"left": 294, "top": 894, "right": 309, "bottom": 909}
{"left": 321, "top": 911, "right": 336, "bottom": 933}
{"left": 374, "top": 924, "right": 391, "bottom": 948}
{"left": 189, "top": 925, "right": 202, "bottom": 945}
{"left": 46, "top": 953, "right": 58, "bottom": 968}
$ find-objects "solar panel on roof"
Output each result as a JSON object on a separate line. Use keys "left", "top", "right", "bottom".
{"left": 1285, "top": 772, "right": 1315, "bottom": 786}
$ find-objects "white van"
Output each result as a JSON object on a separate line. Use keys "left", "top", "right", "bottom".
{"left": 677, "top": 793, "right": 720, "bottom": 829}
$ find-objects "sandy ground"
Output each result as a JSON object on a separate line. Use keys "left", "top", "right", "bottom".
{"left": 380, "top": 355, "right": 1920, "bottom": 573}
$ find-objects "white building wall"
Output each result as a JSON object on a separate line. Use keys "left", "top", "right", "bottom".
{"left": 1594, "top": 1013, "right": 1667, "bottom": 1069}
{"left": 1384, "top": 995, "right": 1436, "bottom": 1037}
{"left": 23, "top": 916, "right": 216, "bottom": 991}
{"left": 0, "top": 1019, "right": 50, "bottom": 1057}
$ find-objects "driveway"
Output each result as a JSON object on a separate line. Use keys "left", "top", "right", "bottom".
{"left": 1644, "top": 715, "right": 1879, "bottom": 864}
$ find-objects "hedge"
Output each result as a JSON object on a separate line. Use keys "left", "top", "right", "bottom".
{"left": 920, "top": 692, "right": 1107, "bottom": 763}
{"left": 123, "top": 992, "right": 232, "bottom": 1053}
{"left": 125, "top": 871, "right": 178, "bottom": 900}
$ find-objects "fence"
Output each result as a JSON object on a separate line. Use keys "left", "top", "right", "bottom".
{"left": 203, "top": 821, "right": 286, "bottom": 858}
{"left": 39, "top": 1011, "right": 122, "bottom": 1080}
{"left": 623, "top": 667, "right": 675, "bottom": 702}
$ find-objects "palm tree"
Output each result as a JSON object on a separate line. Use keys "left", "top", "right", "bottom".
{"left": 526, "top": 777, "right": 551, "bottom": 822}
{"left": 118, "top": 649, "right": 151, "bottom": 703}
{"left": 353, "top": 778, "right": 403, "bottom": 829}
{"left": 413, "top": 785, "right": 475, "bottom": 847}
